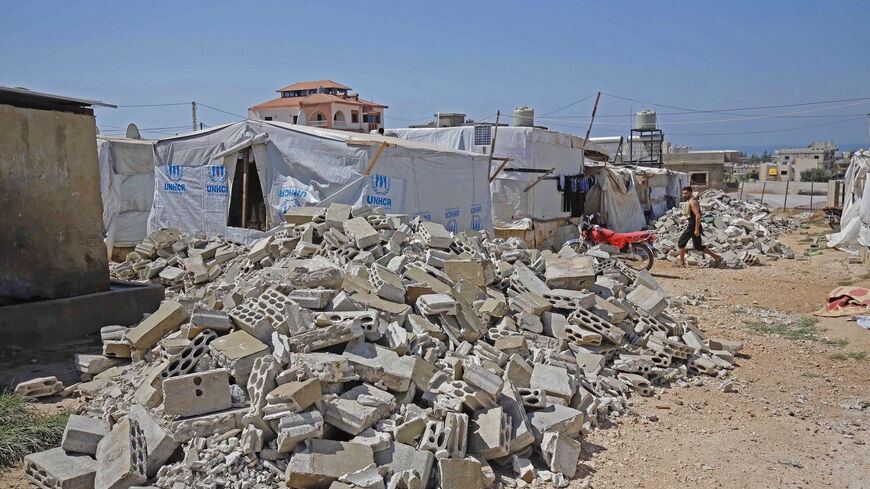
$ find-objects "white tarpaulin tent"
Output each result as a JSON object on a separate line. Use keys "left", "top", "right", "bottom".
{"left": 828, "top": 150, "right": 870, "bottom": 253}
{"left": 388, "top": 126, "right": 591, "bottom": 227}
{"left": 147, "top": 120, "right": 493, "bottom": 244}
{"left": 97, "top": 136, "right": 156, "bottom": 255}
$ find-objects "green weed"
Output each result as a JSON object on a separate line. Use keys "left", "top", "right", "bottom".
{"left": 0, "top": 392, "right": 68, "bottom": 468}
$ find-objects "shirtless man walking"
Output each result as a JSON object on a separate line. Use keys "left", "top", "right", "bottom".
{"left": 678, "top": 186, "right": 722, "bottom": 267}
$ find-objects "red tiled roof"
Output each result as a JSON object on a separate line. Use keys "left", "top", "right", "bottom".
{"left": 250, "top": 93, "right": 388, "bottom": 111}
{"left": 275, "top": 80, "right": 350, "bottom": 92}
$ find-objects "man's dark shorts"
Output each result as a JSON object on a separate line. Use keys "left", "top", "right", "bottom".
{"left": 678, "top": 227, "right": 705, "bottom": 251}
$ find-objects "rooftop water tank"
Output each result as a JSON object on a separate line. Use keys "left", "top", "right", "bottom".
{"left": 513, "top": 106, "right": 534, "bottom": 127}
{"left": 635, "top": 109, "right": 657, "bottom": 130}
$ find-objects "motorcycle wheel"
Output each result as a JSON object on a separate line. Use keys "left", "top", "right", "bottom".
{"left": 569, "top": 240, "right": 589, "bottom": 255}
{"left": 624, "top": 242, "right": 655, "bottom": 271}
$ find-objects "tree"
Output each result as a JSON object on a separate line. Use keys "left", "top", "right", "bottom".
{"left": 800, "top": 168, "right": 834, "bottom": 182}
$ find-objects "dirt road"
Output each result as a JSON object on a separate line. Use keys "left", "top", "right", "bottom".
{"left": 578, "top": 222, "right": 870, "bottom": 488}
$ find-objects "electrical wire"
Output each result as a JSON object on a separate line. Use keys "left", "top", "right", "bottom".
{"left": 538, "top": 94, "right": 596, "bottom": 118}
{"left": 666, "top": 116, "right": 866, "bottom": 136}
{"left": 602, "top": 92, "right": 870, "bottom": 116}
{"left": 115, "top": 102, "right": 190, "bottom": 108}
{"left": 196, "top": 103, "right": 247, "bottom": 119}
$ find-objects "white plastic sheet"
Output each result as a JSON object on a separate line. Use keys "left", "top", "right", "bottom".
{"left": 97, "top": 136, "right": 156, "bottom": 251}
{"left": 389, "top": 126, "right": 586, "bottom": 224}
{"left": 828, "top": 151, "right": 870, "bottom": 252}
{"left": 147, "top": 121, "right": 493, "bottom": 243}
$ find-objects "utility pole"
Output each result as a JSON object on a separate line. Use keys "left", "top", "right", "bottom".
{"left": 192, "top": 102, "right": 197, "bottom": 132}
{"left": 487, "top": 111, "right": 500, "bottom": 180}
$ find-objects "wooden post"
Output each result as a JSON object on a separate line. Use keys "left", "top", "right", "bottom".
{"left": 241, "top": 148, "right": 249, "bottom": 229}
{"left": 487, "top": 111, "right": 500, "bottom": 180}
{"left": 760, "top": 180, "right": 767, "bottom": 205}
{"left": 582, "top": 92, "right": 601, "bottom": 151}
{"left": 363, "top": 142, "right": 388, "bottom": 176}
{"left": 782, "top": 178, "right": 790, "bottom": 211}
{"left": 738, "top": 181, "right": 744, "bottom": 201}
{"left": 810, "top": 180, "right": 814, "bottom": 210}
{"left": 489, "top": 157, "right": 510, "bottom": 182}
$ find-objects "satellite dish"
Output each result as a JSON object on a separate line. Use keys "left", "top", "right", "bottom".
{"left": 125, "top": 123, "right": 141, "bottom": 139}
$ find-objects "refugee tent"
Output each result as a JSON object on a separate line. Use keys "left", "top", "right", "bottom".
{"left": 828, "top": 150, "right": 870, "bottom": 253}
{"left": 388, "top": 126, "right": 601, "bottom": 228}
{"left": 147, "top": 120, "right": 493, "bottom": 244}
{"left": 631, "top": 166, "right": 687, "bottom": 221}
{"left": 97, "top": 136, "right": 156, "bottom": 257}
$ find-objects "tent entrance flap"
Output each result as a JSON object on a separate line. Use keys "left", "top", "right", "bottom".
{"left": 227, "top": 148, "right": 269, "bottom": 231}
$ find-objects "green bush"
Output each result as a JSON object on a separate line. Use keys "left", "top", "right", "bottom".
{"left": 800, "top": 168, "right": 834, "bottom": 182}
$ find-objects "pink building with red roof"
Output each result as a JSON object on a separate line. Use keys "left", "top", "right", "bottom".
{"left": 248, "top": 80, "right": 388, "bottom": 133}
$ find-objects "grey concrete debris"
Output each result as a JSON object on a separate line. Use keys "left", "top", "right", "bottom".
{"left": 27, "top": 206, "right": 739, "bottom": 488}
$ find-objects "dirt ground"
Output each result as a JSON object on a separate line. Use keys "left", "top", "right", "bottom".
{"left": 578, "top": 219, "right": 870, "bottom": 489}
{"left": 2, "top": 218, "right": 868, "bottom": 488}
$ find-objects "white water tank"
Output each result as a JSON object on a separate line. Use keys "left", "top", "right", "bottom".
{"left": 635, "top": 109, "right": 657, "bottom": 130}
{"left": 513, "top": 106, "right": 534, "bottom": 127}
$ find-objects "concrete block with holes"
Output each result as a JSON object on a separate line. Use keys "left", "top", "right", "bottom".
{"left": 94, "top": 418, "right": 147, "bottom": 489}
{"left": 24, "top": 447, "right": 96, "bottom": 489}
{"left": 162, "top": 369, "right": 232, "bottom": 417}
{"left": 61, "top": 414, "right": 108, "bottom": 456}
{"left": 126, "top": 404, "right": 178, "bottom": 477}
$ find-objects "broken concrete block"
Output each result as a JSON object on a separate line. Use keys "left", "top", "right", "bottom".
{"left": 512, "top": 455, "right": 535, "bottom": 483}
{"left": 444, "top": 259, "right": 496, "bottom": 287}
{"left": 190, "top": 307, "right": 233, "bottom": 333}
{"left": 61, "top": 414, "right": 108, "bottom": 456}
{"left": 94, "top": 418, "right": 147, "bottom": 489}
{"left": 102, "top": 340, "right": 132, "bottom": 359}
{"left": 162, "top": 369, "right": 232, "bottom": 417}
{"left": 415, "top": 293, "right": 457, "bottom": 315}
{"left": 370, "top": 264, "right": 406, "bottom": 303}
{"left": 321, "top": 383, "right": 396, "bottom": 435}
{"left": 126, "top": 300, "right": 188, "bottom": 352}
{"left": 267, "top": 378, "right": 322, "bottom": 413}
{"left": 285, "top": 206, "right": 326, "bottom": 225}
{"left": 126, "top": 404, "right": 178, "bottom": 477}
{"left": 351, "top": 428, "right": 393, "bottom": 453}
{"left": 75, "top": 354, "right": 122, "bottom": 376}
{"left": 24, "top": 447, "right": 96, "bottom": 489}
{"left": 530, "top": 363, "right": 572, "bottom": 403}
{"left": 374, "top": 442, "right": 434, "bottom": 487}
{"left": 543, "top": 255, "right": 595, "bottom": 290}
{"left": 339, "top": 463, "right": 385, "bottom": 489}
{"left": 527, "top": 404, "right": 584, "bottom": 443}
{"left": 170, "top": 407, "right": 248, "bottom": 443}
{"left": 344, "top": 217, "right": 380, "bottom": 249}
{"left": 469, "top": 406, "right": 511, "bottom": 459}
{"left": 540, "top": 431, "right": 581, "bottom": 478}
{"left": 276, "top": 410, "right": 325, "bottom": 453}
{"left": 503, "top": 354, "right": 533, "bottom": 389}
{"left": 287, "top": 288, "right": 335, "bottom": 310}
{"left": 567, "top": 307, "right": 625, "bottom": 345}
{"left": 419, "top": 222, "right": 452, "bottom": 249}
{"left": 437, "top": 458, "right": 484, "bottom": 489}
{"left": 343, "top": 341, "right": 415, "bottom": 392}
{"left": 15, "top": 376, "right": 63, "bottom": 398}
{"left": 285, "top": 440, "right": 374, "bottom": 489}
{"left": 209, "top": 330, "right": 269, "bottom": 384}
{"left": 626, "top": 284, "right": 668, "bottom": 317}
{"left": 462, "top": 363, "right": 504, "bottom": 399}
{"left": 498, "top": 382, "right": 535, "bottom": 454}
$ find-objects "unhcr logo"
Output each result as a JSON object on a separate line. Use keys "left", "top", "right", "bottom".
{"left": 280, "top": 197, "right": 302, "bottom": 213}
{"left": 163, "top": 163, "right": 185, "bottom": 192}
{"left": 370, "top": 174, "right": 391, "bottom": 195}
{"left": 206, "top": 164, "right": 228, "bottom": 194}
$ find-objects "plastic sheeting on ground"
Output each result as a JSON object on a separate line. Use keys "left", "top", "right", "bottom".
{"left": 388, "top": 126, "right": 595, "bottom": 227}
{"left": 97, "top": 136, "right": 156, "bottom": 254}
{"left": 828, "top": 151, "right": 870, "bottom": 253}
{"left": 147, "top": 121, "right": 493, "bottom": 244}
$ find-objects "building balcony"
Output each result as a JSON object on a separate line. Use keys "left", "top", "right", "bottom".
{"left": 307, "top": 120, "right": 329, "bottom": 127}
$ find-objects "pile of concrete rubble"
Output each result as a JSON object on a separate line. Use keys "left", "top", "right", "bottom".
{"left": 20, "top": 204, "right": 742, "bottom": 489}
{"left": 653, "top": 189, "right": 797, "bottom": 267}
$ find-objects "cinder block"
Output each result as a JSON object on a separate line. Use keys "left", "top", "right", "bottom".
{"left": 125, "top": 301, "right": 188, "bottom": 352}
{"left": 444, "top": 259, "right": 496, "bottom": 287}
{"left": 462, "top": 363, "right": 503, "bottom": 399}
{"left": 126, "top": 404, "right": 178, "bottom": 477}
{"left": 24, "top": 447, "right": 96, "bottom": 489}
{"left": 626, "top": 284, "right": 668, "bottom": 317}
{"left": 527, "top": 404, "right": 584, "bottom": 444}
{"left": 530, "top": 363, "right": 572, "bottom": 403}
{"left": 437, "top": 458, "right": 484, "bottom": 489}
{"left": 276, "top": 410, "right": 324, "bottom": 453}
{"left": 61, "top": 414, "right": 108, "bottom": 456}
{"left": 285, "top": 440, "right": 374, "bottom": 489}
{"left": 162, "top": 369, "right": 232, "bottom": 417}
{"left": 14, "top": 376, "right": 63, "bottom": 398}
{"left": 540, "top": 431, "right": 581, "bottom": 478}
{"left": 94, "top": 418, "right": 147, "bottom": 489}
{"left": 469, "top": 406, "right": 511, "bottom": 459}
{"left": 374, "top": 442, "right": 434, "bottom": 487}
{"left": 267, "top": 378, "right": 322, "bottom": 413}
{"left": 344, "top": 217, "right": 380, "bottom": 249}
{"left": 321, "top": 383, "right": 395, "bottom": 435}
{"left": 209, "top": 330, "right": 269, "bottom": 384}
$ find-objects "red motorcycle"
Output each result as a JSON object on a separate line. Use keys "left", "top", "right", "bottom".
{"left": 564, "top": 214, "right": 656, "bottom": 270}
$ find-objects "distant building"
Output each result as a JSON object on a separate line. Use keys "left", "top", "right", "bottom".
{"left": 407, "top": 112, "right": 501, "bottom": 129}
{"left": 248, "top": 80, "right": 387, "bottom": 132}
{"left": 759, "top": 162, "right": 794, "bottom": 182}
{"left": 775, "top": 141, "right": 837, "bottom": 180}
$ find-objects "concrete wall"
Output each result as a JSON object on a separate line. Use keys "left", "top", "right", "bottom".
{"left": 662, "top": 160, "right": 724, "bottom": 190}
{"left": 0, "top": 104, "right": 108, "bottom": 304}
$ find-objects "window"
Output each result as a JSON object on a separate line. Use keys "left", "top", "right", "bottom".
{"left": 689, "top": 172, "right": 708, "bottom": 186}
{"left": 293, "top": 115, "right": 298, "bottom": 124}
{"left": 351, "top": 111, "right": 359, "bottom": 123}
{"left": 781, "top": 170, "right": 788, "bottom": 175}
{"left": 363, "top": 114, "right": 380, "bottom": 124}
{"left": 814, "top": 155, "right": 819, "bottom": 159}
{"left": 264, "top": 116, "right": 273, "bottom": 121}
{"left": 474, "top": 125, "right": 492, "bottom": 146}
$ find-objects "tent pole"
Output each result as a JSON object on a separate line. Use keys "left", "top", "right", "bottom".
{"left": 242, "top": 148, "right": 249, "bottom": 228}
{"left": 487, "top": 111, "right": 500, "bottom": 180}
{"left": 364, "top": 142, "right": 388, "bottom": 175}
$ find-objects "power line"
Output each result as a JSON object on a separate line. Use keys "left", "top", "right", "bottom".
{"left": 196, "top": 103, "right": 247, "bottom": 120}
{"left": 666, "top": 116, "right": 866, "bottom": 136}
{"left": 115, "top": 102, "right": 190, "bottom": 108}
{"left": 602, "top": 92, "right": 870, "bottom": 115}
{"left": 538, "top": 94, "right": 596, "bottom": 118}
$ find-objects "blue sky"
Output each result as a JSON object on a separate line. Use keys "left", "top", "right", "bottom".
{"left": 2, "top": 0, "right": 868, "bottom": 152}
